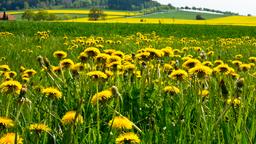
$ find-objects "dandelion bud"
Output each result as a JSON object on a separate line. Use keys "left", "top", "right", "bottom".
{"left": 111, "top": 86, "right": 121, "bottom": 97}
{"left": 43, "top": 57, "right": 51, "bottom": 69}
{"left": 37, "top": 55, "right": 44, "bottom": 67}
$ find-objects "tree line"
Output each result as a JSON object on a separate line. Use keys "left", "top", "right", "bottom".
{"left": 0, "top": 0, "right": 160, "bottom": 11}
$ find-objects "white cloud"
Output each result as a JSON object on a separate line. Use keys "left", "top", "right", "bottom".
{"left": 155, "top": 0, "right": 256, "bottom": 15}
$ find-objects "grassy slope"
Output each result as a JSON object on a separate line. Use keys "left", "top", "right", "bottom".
{"left": 138, "top": 10, "right": 228, "bottom": 20}
{"left": 0, "top": 21, "right": 256, "bottom": 38}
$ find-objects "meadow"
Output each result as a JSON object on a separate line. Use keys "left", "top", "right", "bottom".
{"left": 0, "top": 22, "right": 255, "bottom": 144}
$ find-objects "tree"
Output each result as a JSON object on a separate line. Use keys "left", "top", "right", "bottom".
{"left": 88, "top": 7, "right": 106, "bottom": 21}
{"left": 33, "top": 10, "right": 49, "bottom": 21}
{"left": 2, "top": 11, "right": 8, "bottom": 20}
{"left": 196, "top": 14, "right": 205, "bottom": 20}
{"left": 22, "top": 9, "right": 35, "bottom": 21}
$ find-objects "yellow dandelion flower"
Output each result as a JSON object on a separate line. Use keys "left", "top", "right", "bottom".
{"left": 87, "top": 71, "right": 108, "bottom": 79}
{"left": 163, "top": 64, "right": 173, "bottom": 72}
{"left": 169, "top": 69, "right": 188, "bottom": 80}
{"left": 115, "top": 132, "right": 141, "bottom": 144}
{"left": 23, "top": 69, "right": 37, "bottom": 77}
{"left": 3, "top": 71, "right": 17, "bottom": 78}
{"left": 0, "top": 117, "right": 15, "bottom": 129}
{"left": 91, "top": 89, "right": 113, "bottom": 105}
{"left": 227, "top": 98, "right": 241, "bottom": 106}
{"left": 248, "top": 57, "right": 256, "bottom": 63}
{"left": 213, "top": 64, "right": 233, "bottom": 74}
{"left": 0, "top": 65, "right": 10, "bottom": 71}
{"left": 51, "top": 66, "right": 61, "bottom": 73}
{"left": 84, "top": 47, "right": 100, "bottom": 57}
{"left": 59, "top": 59, "right": 74, "bottom": 69}
{"left": 202, "top": 61, "right": 213, "bottom": 67}
{"left": 105, "top": 70, "right": 114, "bottom": 77}
{"left": 109, "top": 116, "right": 133, "bottom": 130}
{"left": 239, "top": 64, "right": 251, "bottom": 71}
{"left": 95, "top": 53, "right": 110, "bottom": 63}
{"left": 207, "top": 51, "right": 214, "bottom": 56}
{"left": 104, "top": 49, "right": 116, "bottom": 55}
{"left": 78, "top": 52, "right": 88, "bottom": 62}
{"left": 42, "top": 87, "right": 62, "bottom": 99}
{"left": 29, "top": 123, "right": 51, "bottom": 133}
{"left": 53, "top": 51, "right": 67, "bottom": 59}
{"left": 107, "top": 55, "right": 122, "bottom": 64}
{"left": 71, "top": 63, "right": 85, "bottom": 72}
{"left": 214, "top": 60, "right": 224, "bottom": 66}
{"left": 235, "top": 54, "right": 243, "bottom": 60}
{"left": 61, "top": 111, "right": 83, "bottom": 125}
{"left": 189, "top": 65, "right": 212, "bottom": 78}
{"left": 0, "top": 80, "right": 22, "bottom": 95}
{"left": 198, "top": 89, "right": 209, "bottom": 97}
{"left": 163, "top": 86, "right": 180, "bottom": 95}
{"left": 0, "top": 133, "right": 23, "bottom": 144}
{"left": 182, "top": 59, "right": 201, "bottom": 70}
{"left": 112, "top": 51, "right": 125, "bottom": 58}
{"left": 123, "top": 63, "right": 136, "bottom": 72}
{"left": 135, "top": 52, "right": 150, "bottom": 60}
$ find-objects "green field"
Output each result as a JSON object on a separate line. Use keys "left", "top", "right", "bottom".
{"left": 0, "top": 22, "right": 255, "bottom": 143}
{"left": 137, "top": 10, "right": 228, "bottom": 20}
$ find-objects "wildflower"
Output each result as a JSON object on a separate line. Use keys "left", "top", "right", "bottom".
{"left": 163, "top": 86, "right": 180, "bottom": 95}
{"left": 207, "top": 51, "right": 214, "bottom": 56}
{"left": 0, "top": 65, "right": 10, "bottom": 71}
{"left": 163, "top": 64, "right": 173, "bottom": 72}
{"left": 61, "top": 111, "right": 83, "bottom": 125}
{"left": 202, "top": 61, "right": 213, "bottom": 67}
{"left": 104, "top": 49, "right": 116, "bottom": 55}
{"left": 135, "top": 52, "right": 150, "bottom": 60}
{"left": 235, "top": 54, "right": 243, "bottom": 60}
{"left": 239, "top": 64, "right": 251, "bottom": 71}
{"left": 51, "top": 66, "right": 61, "bottom": 73}
{"left": 91, "top": 89, "right": 113, "bottom": 105}
{"left": 198, "top": 89, "right": 209, "bottom": 97}
{"left": 182, "top": 59, "right": 201, "bottom": 69}
{"left": 107, "top": 55, "right": 122, "bottom": 64}
{"left": 0, "top": 80, "right": 22, "bottom": 95}
{"left": 227, "top": 98, "right": 241, "bottom": 106}
{"left": 112, "top": 51, "right": 125, "bottom": 58}
{"left": 115, "top": 132, "right": 140, "bottom": 144}
{"left": 29, "top": 123, "right": 51, "bottom": 133}
{"left": 214, "top": 60, "right": 224, "bottom": 66}
{"left": 248, "top": 57, "right": 256, "bottom": 63}
{"left": 232, "top": 60, "right": 242, "bottom": 67}
{"left": 213, "top": 64, "right": 233, "bottom": 74}
{"left": 3, "top": 71, "right": 17, "bottom": 78}
{"left": 0, "top": 133, "right": 23, "bottom": 144}
{"left": 59, "top": 59, "right": 74, "bottom": 69}
{"left": 161, "top": 47, "right": 174, "bottom": 57}
{"left": 95, "top": 53, "right": 110, "bottom": 63}
{"left": 0, "top": 117, "right": 15, "bottom": 129}
{"left": 169, "top": 69, "right": 188, "bottom": 80}
{"left": 84, "top": 47, "right": 100, "bottom": 58}
{"left": 42, "top": 87, "right": 62, "bottom": 99}
{"left": 53, "top": 51, "right": 67, "bottom": 59}
{"left": 23, "top": 69, "right": 37, "bottom": 77}
{"left": 87, "top": 71, "right": 108, "bottom": 79}
{"left": 189, "top": 65, "right": 212, "bottom": 78}
{"left": 71, "top": 63, "right": 85, "bottom": 72}
{"left": 109, "top": 116, "right": 133, "bottom": 130}
{"left": 123, "top": 63, "right": 136, "bottom": 72}
{"left": 78, "top": 52, "right": 88, "bottom": 62}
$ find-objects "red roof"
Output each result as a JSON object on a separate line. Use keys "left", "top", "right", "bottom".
{"left": 0, "top": 13, "right": 16, "bottom": 20}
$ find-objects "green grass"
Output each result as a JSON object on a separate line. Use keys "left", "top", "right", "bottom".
{"left": 0, "top": 22, "right": 255, "bottom": 144}
{"left": 138, "top": 10, "right": 228, "bottom": 20}
{"left": 13, "top": 14, "right": 88, "bottom": 21}
{"left": 1, "top": 21, "right": 256, "bottom": 38}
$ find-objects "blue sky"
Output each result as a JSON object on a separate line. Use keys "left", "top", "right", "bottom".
{"left": 155, "top": 0, "right": 256, "bottom": 15}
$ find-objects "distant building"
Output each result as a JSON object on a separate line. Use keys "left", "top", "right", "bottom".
{"left": 0, "top": 12, "right": 16, "bottom": 20}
